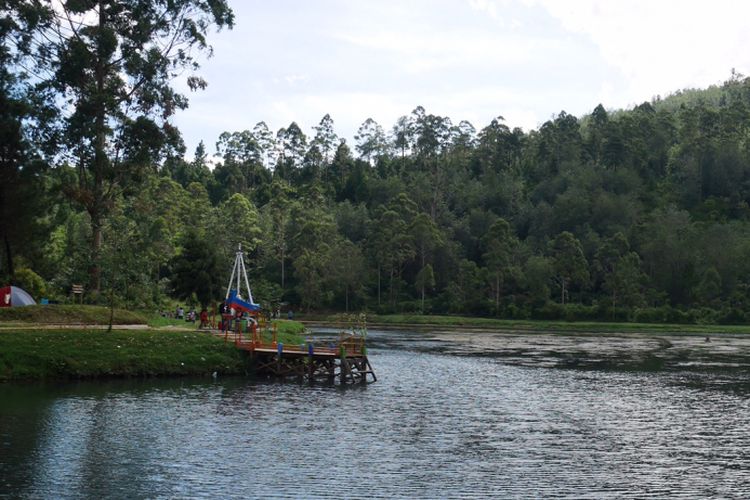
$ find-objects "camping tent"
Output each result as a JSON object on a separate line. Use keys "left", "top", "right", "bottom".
{"left": 0, "top": 286, "right": 36, "bottom": 307}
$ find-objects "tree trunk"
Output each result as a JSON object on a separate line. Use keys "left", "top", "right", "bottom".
{"left": 89, "top": 3, "right": 107, "bottom": 293}
{"left": 3, "top": 233, "right": 13, "bottom": 281}
{"left": 561, "top": 279, "right": 566, "bottom": 305}
{"left": 377, "top": 264, "right": 381, "bottom": 306}
{"left": 612, "top": 289, "right": 617, "bottom": 320}
{"left": 389, "top": 267, "right": 396, "bottom": 309}
{"left": 495, "top": 273, "right": 500, "bottom": 314}
{"left": 0, "top": 186, "right": 12, "bottom": 280}
{"left": 431, "top": 159, "right": 440, "bottom": 221}
{"left": 108, "top": 283, "right": 115, "bottom": 332}
{"left": 89, "top": 211, "right": 103, "bottom": 292}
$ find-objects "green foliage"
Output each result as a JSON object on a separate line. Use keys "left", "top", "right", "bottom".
{"left": 12, "top": 268, "right": 46, "bottom": 299}
{"left": 550, "top": 231, "right": 589, "bottom": 304}
{"left": 483, "top": 219, "right": 518, "bottom": 313}
{"left": 13, "top": 0, "right": 233, "bottom": 292}
{"left": 415, "top": 264, "right": 436, "bottom": 312}
{"left": 169, "top": 231, "right": 224, "bottom": 307}
{"left": 11, "top": 47, "right": 750, "bottom": 326}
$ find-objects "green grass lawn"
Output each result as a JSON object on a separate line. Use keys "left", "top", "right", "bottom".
{"left": 0, "top": 304, "right": 308, "bottom": 381}
{"left": 0, "top": 305, "right": 147, "bottom": 325}
{"left": 273, "top": 319, "right": 306, "bottom": 341}
{"left": 0, "top": 329, "right": 248, "bottom": 381}
{"left": 146, "top": 315, "right": 195, "bottom": 328}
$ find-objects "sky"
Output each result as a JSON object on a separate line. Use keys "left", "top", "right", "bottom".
{"left": 172, "top": 0, "right": 750, "bottom": 159}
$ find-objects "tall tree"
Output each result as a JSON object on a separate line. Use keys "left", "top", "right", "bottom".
{"left": 170, "top": 229, "right": 224, "bottom": 307}
{"left": 482, "top": 218, "right": 518, "bottom": 314}
{"left": 369, "top": 194, "right": 416, "bottom": 308}
{"left": 391, "top": 115, "right": 413, "bottom": 160}
{"left": 410, "top": 212, "right": 443, "bottom": 307}
{"left": 311, "top": 113, "right": 338, "bottom": 164}
{"left": 549, "top": 231, "right": 589, "bottom": 305}
{"left": 252, "top": 121, "right": 275, "bottom": 168}
{"left": 259, "top": 180, "right": 295, "bottom": 291}
{"left": 0, "top": 1, "right": 55, "bottom": 283}
{"left": 414, "top": 263, "right": 435, "bottom": 313}
{"left": 327, "top": 238, "right": 365, "bottom": 312}
{"left": 170, "top": 141, "right": 213, "bottom": 189}
{"left": 355, "top": 118, "right": 388, "bottom": 165}
{"left": 34, "top": 0, "right": 233, "bottom": 292}
{"left": 214, "top": 193, "right": 262, "bottom": 265}
{"left": 594, "top": 233, "right": 645, "bottom": 315}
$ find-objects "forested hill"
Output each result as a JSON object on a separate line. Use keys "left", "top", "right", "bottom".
{"left": 7, "top": 67, "right": 750, "bottom": 322}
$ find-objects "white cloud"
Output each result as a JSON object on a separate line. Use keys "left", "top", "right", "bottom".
{"left": 336, "top": 30, "right": 535, "bottom": 70}
{"left": 468, "top": 0, "right": 500, "bottom": 19}
{"left": 274, "top": 74, "right": 309, "bottom": 86}
{"left": 174, "top": 1, "right": 750, "bottom": 158}
{"left": 527, "top": 0, "right": 750, "bottom": 104}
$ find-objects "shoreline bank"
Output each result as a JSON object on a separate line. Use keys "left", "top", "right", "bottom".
{"left": 304, "top": 314, "right": 750, "bottom": 336}
{"left": 0, "top": 320, "right": 306, "bottom": 382}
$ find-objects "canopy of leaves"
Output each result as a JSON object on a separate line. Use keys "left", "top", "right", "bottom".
{"left": 9, "top": 48, "right": 750, "bottom": 325}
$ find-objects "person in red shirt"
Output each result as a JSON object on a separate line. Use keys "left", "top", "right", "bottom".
{"left": 199, "top": 308, "right": 209, "bottom": 329}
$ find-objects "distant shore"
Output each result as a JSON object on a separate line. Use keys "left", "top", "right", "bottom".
{"left": 306, "top": 313, "right": 750, "bottom": 336}
{"left": 304, "top": 318, "right": 750, "bottom": 372}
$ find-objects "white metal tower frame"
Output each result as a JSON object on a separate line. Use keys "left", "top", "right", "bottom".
{"left": 225, "top": 243, "right": 255, "bottom": 304}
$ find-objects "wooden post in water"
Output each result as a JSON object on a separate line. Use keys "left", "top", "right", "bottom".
{"left": 308, "top": 343, "right": 314, "bottom": 381}
{"left": 276, "top": 342, "right": 283, "bottom": 376}
{"left": 339, "top": 344, "right": 350, "bottom": 384}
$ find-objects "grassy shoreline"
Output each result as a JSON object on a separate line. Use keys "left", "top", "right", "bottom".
{"left": 316, "top": 313, "right": 750, "bottom": 335}
{"left": 0, "top": 305, "right": 306, "bottom": 381}
{"left": 0, "top": 305, "right": 148, "bottom": 325}
{"left": 0, "top": 329, "right": 246, "bottom": 381}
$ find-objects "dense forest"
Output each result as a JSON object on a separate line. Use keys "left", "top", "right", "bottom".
{"left": 5, "top": 3, "right": 750, "bottom": 323}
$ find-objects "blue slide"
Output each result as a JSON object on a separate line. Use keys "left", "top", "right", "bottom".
{"left": 227, "top": 289, "right": 261, "bottom": 313}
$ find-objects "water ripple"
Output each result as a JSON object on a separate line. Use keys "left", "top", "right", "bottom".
{"left": 2, "top": 336, "right": 750, "bottom": 498}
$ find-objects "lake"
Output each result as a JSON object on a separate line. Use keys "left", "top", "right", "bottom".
{"left": 2, "top": 327, "right": 750, "bottom": 498}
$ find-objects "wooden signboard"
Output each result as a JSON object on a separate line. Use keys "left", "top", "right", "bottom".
{"left": 72, "top": 284, "right": 84, "bottom": 304}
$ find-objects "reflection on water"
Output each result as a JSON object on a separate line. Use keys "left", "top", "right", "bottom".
{"left": 2, "top": 330, "right": 750, "bottom": 498}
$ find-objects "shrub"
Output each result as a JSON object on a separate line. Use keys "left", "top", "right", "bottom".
{"left": 718, "top": 307, "right": 747, "bottom": 325}
{"left": 12, "top": 268, "right": 47, "bottom": 300}
{"left": 632, "top": 306, "right": 671, "bottom": 323}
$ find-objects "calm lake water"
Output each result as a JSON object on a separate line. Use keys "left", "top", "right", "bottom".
{"left": 2, "top": 328, "right": 750, "bottom": 498}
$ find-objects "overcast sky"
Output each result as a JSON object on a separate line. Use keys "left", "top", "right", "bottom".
{"left": 173, "top": 0, "right": 750, "bottom": 159}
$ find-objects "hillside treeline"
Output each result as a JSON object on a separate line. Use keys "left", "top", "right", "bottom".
{"left": 4, "top": 4, "right": 750, "bottom": 324}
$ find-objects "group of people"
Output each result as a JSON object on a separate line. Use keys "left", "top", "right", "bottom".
{"left": 158, "top": 302, "right": 294, "bottom": 331}
{"left": 158, "top": 305, "right": 209, "bottom": 328}
{"left": 176, "top": 305, "right": 196, "bottom": 322}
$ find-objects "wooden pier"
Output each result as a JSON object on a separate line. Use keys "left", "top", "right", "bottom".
{"left": 212, "top": 324, "right": 376, "bottom": 385}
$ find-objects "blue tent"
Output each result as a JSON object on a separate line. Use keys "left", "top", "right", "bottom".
{"left": 1, "top": 286, "right": 36, "bottom": 307}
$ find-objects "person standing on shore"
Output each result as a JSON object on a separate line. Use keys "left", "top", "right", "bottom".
{"left": 199, "top": 308, "right": 209, "bottom": 329}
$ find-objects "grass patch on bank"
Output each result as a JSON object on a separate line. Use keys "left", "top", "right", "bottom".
{"left": 325, "top": 313, "right": 750, "bottom": 335}
{"left": 273, "top": 319, "right": 306, "bottom": 342}
{"left": 0, "top": 329, "right": 247, "bottom": 381}
{"left": 0, "top": 305, "right": 147, "bottom": 326}
{"left": 147, "top": 316, "right": 194, "bottom": 328}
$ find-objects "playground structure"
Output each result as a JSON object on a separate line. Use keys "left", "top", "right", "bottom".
{"left": 215, "top": 245, "right": 376, "bottom": 385}
{"left": 225, "top": 243, "right": 261, "bottom": 315}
